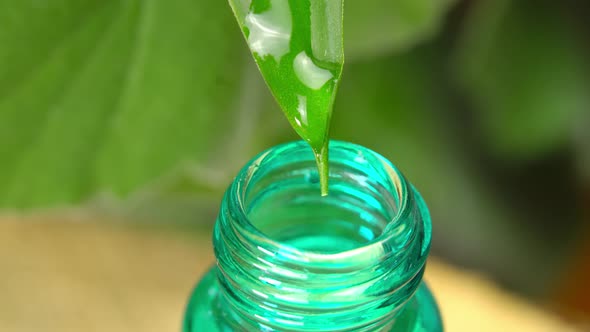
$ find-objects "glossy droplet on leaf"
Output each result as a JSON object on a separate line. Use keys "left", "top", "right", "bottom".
{"left": 227, "top": 0, "right": 344, "bottom": 195}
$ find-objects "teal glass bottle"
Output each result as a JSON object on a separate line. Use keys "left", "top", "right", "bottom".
{"left": 183, "top": 140, "right": 443, "bottom": 331}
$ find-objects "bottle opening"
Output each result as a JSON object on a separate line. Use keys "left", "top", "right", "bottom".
{"left": 240, "top": 141, "right": 403, "bottom": 254}
{"left": 215, "top": 140, "right": 431, "bottom": 331}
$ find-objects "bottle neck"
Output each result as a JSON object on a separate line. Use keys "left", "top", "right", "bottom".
{"left": 213, "top": 141, "right": 432, "bottom": 331}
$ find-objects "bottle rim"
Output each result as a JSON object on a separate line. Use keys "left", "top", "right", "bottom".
{"left": 224, "top": 139, "right": 431, "bottom": 262}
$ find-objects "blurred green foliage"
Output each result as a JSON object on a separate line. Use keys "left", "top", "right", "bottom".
{"left": 1, "top": 0, "right": 588, "bottom": 296}
{"left": 0, "top": 0, "right": 246, "bottom": 207}
{"left": 456, "top": 0, "right": 590, "bottom": 158}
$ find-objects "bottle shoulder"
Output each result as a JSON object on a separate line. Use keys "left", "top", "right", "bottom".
{"left": 183, "top": 267, "right": 443, "bottom": 332}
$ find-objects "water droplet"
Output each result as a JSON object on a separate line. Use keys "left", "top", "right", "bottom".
{"left": 293, "top": 51, "right": 333, "bottom": 89}
{"left": 245, "top": 0, "right": 292, "bottom": 61}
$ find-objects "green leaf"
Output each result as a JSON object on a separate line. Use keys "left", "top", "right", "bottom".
{"left": 344, "top": 0, "right": 458, "bottom": 59}
{"left": 454, "top": 0, "right": 590, "bottom": 159}
{"left": 0, "top": 0, "right": 251, "bottom": 208}
{"left": 227, "top": 0, "right": 345, "bottom": 195}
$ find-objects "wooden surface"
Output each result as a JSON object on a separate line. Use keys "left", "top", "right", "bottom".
{"left": 0, "top": 216, "right": 583, "bottom": 332}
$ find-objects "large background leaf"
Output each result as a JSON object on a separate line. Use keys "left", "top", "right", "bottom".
{"left": 0, "top": 0, "right": 458, "bottom": 209}
{"left": 0, "top": 0, "right": 248, "bottom": 208}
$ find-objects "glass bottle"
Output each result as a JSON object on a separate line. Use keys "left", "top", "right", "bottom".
{"left": 183, "top": 140, "right": 443, "bottom": 331}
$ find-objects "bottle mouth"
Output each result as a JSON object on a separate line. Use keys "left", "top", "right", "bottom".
{"left": 226, "top": 140, "right": 427, "bottom": 267}
{"left": 215, "top": 140, "right": 431, "bottom": 330}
